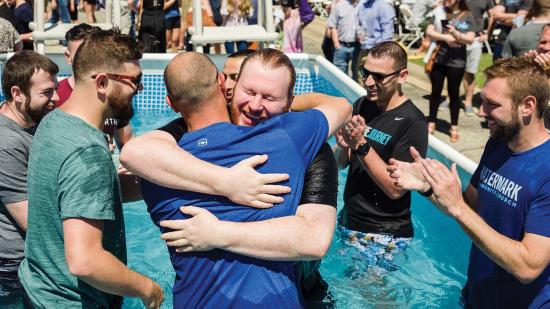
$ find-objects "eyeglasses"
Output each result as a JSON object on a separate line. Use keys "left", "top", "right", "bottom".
{"left": 361, "top": 67, "right": 404, "bottom": 84}
{"left": 222, "top": 72, "right": 239, "bottom": 82}
{"left": 92, "top": 73, "right": 143, "bottom": 89}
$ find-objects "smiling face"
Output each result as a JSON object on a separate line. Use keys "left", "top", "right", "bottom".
{"left": 230, "top": 59, "right": 292, "bottom": 126}
{"left": 23, "top": 69, "right": 59, "bottom": 125}
{"left": 479, "top": 78, "right": 521, "bottom": 142}
{"left": 362, "top": 55, "right": 401, "bottom": 103}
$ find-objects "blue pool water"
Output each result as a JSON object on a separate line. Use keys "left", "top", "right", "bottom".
{"left": 121, "top": 74, "right": 473, "bottom": 308}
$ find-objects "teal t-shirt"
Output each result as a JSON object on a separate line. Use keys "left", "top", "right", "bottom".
{"left": 19, "top": 109, "right": 126, "bottom": 308}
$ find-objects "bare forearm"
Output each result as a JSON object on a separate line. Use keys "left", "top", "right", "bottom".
{"left": 331, "top": 28, "right": 340, "bottom": 47}
{"left": 333, "top": 145, "right": 350, "bottom": 169}
{"left": 454, "top": 203, "right": 545, "bottom": 283}
{"left": 359, "top": 150, "right": 405, "bottom": 199}
{"left": 217, "top": 206, "right": 336, "bottom": 261}
{"left": 120, "top": 134, "right": 227, "bottom": 195}
{"left": 455, "top": 31, "right": 475, "bottom": 45}
{"left": 426, "top": 27, "right": 452, "bottom": 43}
{"left": 72, "top": 249, "right": 153, "bottom": 298}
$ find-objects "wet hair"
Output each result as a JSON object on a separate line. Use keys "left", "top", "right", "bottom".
{"left": 239, "top": 48, "right": 296, "bottom": 98}
{"left": 366, "top": 41, "right": 408, "bottom": 70}
{"left": 485, "top": 57, "right": 549, "bottom": 118}
{"left": 73, "top": 28, "right": 143, "bottom": 82}
{"left": 228, "top": 49, "right": 256, "bottom": 59}
{"left": 65, "top": 23, "right": 101, "bottom": 42}
{"left": 2, "top": 50, "right": 59, "bottom": 101}
{"left": 164, "top": 52, "right": 219, "bottom": 110}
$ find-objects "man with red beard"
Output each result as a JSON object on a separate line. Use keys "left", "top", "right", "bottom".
{"left": 388, "top": 56, "right": 550, "bottom": 308}
{"left": 0, "top": 50, "right": 58, "bottom": 307}
{"left": 121, "top": 49, "right": 348, "bottom": 306}
{"left": 18, "top": 29, "right": 164, "bottom": 308}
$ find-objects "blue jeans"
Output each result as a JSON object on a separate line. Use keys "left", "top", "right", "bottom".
{"left": 333, "top": 44, "right": 360, "bottom": 80}
{"left": 224, "top": 41, "right": 248, "bottom": 54}
{"left": 49, "top": 0, "right": 71, "bottom": 23}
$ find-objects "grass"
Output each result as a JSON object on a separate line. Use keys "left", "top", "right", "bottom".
{"left": 409, "top": 53, "right": 492, "bottom": 88}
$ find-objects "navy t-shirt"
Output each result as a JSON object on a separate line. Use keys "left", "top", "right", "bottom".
{"left": 466, "top": 137, "right": 550, "bottom": 308}
{"left": 141, "top": 110, "right": 328, "bottom": 308}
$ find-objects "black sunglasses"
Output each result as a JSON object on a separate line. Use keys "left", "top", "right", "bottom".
{"left": 222, "top": 72, "right": 239, "bottom": 82}
{"left": 92, "top": 73, "right": 143, "bottom": 89}
{"left": 361, "top": 67, "right": 404, "bottom": 84}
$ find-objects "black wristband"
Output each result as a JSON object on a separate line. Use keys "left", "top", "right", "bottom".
{"left": 419, "top": 187, "right": 433, "bottom": 197}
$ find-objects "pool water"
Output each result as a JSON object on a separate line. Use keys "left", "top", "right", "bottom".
{"left": 122, "top": 103, "right": 472, "bottom": 308}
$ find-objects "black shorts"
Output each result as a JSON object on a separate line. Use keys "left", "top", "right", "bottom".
{"left": 83, "top": 0, "right": 97, "bottom": 5}
{"left": 165, "top": 16, "right": 181, "bottom": 30}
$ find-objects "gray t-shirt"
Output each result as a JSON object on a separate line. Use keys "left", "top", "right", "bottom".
{"left": 327, "top": 0, "right": 359, "bottom": 43}
{"left": 466, "top": 0, "right": 494, "bottom": 34}
{"left": 496, "top": 0, "right": 533, "bottom": 43}
{"left": 0, "top": 110, "right": 33, "bottom": 261}
{"left": 502, "top": 22, "right": 545, "bottom": 58}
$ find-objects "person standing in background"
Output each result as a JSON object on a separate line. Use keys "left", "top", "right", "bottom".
{"left": 354, "top": 0, "right": 395, "bottom": 82}
{"left": 164, "top": 0, "right": 180, "bottom": 52}
{"left": 328, "top": 0, "right": 359, "bottom": 79}
{"left": 221, "top": 0, "right": 252, "bottom": 53}
{"left": 489, "top": 0, "right": 533, "bottom": 60}
{"left": 502, "top": 0, "right": 550, "bottom": 58}
{"left": 425, "top": 0, "right": 475, "bottom": 142}
{"left": 282, "top": 0, "right": 303, "bottom": 53}
{"left": 137, "top": 0, "right": 166, "bottom": 52}
{"left": 11, "top": 0, "right": 33, "bottom": 50}
{"left": 462, "top": 0, "right": 493, "bottom": 116}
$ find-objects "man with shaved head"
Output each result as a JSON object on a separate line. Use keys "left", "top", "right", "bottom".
{"left": 139, "top": 50, "right": 350, "bottom": 308}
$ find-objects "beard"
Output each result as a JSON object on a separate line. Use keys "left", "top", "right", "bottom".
{"left": 489, "top": 112, "right": 520, "bottom": 143}
{"left": 25, "top": 97, "right": 52, "bottom": 125}
{"left": 107, "top": 84, "right": 135, "bottom": 125}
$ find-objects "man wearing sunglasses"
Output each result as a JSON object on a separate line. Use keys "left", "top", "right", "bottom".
{"left": 56, "top": 23, "right": 135, "bottom": 152}
{"left": 334, "top": 42, "right": 428, "bottom": 270}
{"left": 19, "top": 29, "right": 164, "bottom": 308}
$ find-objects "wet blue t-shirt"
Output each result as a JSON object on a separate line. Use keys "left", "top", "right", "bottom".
{"left": 466, "top": 137, "right": 550, "bottom": 308}
{"left": 141, "top": 110, "right": 328, "bottom": 308}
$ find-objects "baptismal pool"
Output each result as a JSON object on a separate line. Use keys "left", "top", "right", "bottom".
{"left": 120, "top": 63, "right": 474, "bottom": 308}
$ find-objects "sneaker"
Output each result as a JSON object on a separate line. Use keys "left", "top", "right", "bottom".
{"left": 464, "top": 106, "right": 475, "bottom": 116}
{"left": 438, "top": 100, "right": 449, "bottom": 111}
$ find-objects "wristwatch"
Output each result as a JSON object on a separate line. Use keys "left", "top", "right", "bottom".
{"left": 353, "top": 141, "right": 370, "bottom": 157}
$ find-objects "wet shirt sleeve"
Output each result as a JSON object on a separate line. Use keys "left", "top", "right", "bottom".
{"left": 57, "top": 146, "right": 118, "bottom": 220}
{"left": 299, "top": 143, "right": 338, "bottom": 207}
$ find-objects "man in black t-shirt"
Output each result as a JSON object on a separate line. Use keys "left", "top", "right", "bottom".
{"left": 334, "top": 42, "right": 428, "bottom": 270}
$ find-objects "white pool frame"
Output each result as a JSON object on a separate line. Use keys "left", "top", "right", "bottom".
{"left": 0, "top": 52, "right": 478, "bottom": 174}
